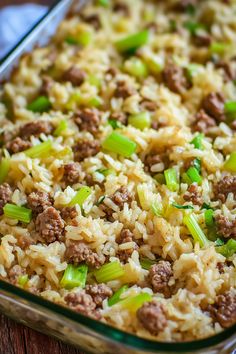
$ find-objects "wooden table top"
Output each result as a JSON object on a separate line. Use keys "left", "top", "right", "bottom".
{"left": 0, "top": 314, "right": 83, "bottom": 354}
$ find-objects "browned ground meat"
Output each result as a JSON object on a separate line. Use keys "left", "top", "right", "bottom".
{"left": 62, "top": 66, "right": 86, "bottom": 86}
{"left": 214, "top": 175, "right": 236, "bottom": 202}
{"left": 74, "top": 108, "right": 100, "bottom": 134}
{"left": 140, "top": 100, "right": 157, "bottom": 112}
{"left": 215, "top": 215, "right": 236, "bottom": 239}
{"left": 193, "top": 33, "right": 212, "bottom": 47}
{"left": 64, "top": 291, "right": 101, "bottom": 319}
{"left": 162, "top": 62, "right": 189, "bottom": 94}
{"left": 112, "top": 2, "right": 130, "bottom": 15}
{"left": 117, "top": 228, "right": 139, "bottom": 262}
{"left": 82, "top": 14, "right": 101, "bottom": 30}
{"left": 110, "top": 112, "right": 128, "bottom": 125}
{"left": 192, "top": 109, "right": 216, "bottom": 133}
{"left": 183, "top": 183, "right": 203, "bottom": 206}
{"left": 73, "top": 140, "right": 100, "bottom": 162}
{"left": 27, "top": 191, "right": 53, "bottom": 214}
{"left": 202, "top": 92, "right": 226, "bottom": 122}
{"left": 215, "top": 61, "right": 236, "bottom": 82}
{"left": 176, "top": 0, "right": 198, "bottom": 10}
{"left": 63, "top": 162, "right": 83, "bottom": 185}
{"left": 60, "top": 206, "right": 77, "bottom": 220}
{"left": 111, "top": 186, "right": 133, "bottom": 208}
{"left": 19, "top": 120, "right": 53, "bottom": 139}
{"left": 6, "top": 137, "right": 32, "bottom": 154}
{"left": 148, "top": 261, "right": 173, "bottom": 297}
{"left": 36, "top": 207, "right": 65, "bottom": 243}
{"left": 114, "top": 81, "right": 136, "bottom": 99}
{"left": 106, "top": 67, "right": 118, "bottom": 77}
{"left": 65, "top": 242, "right": 104, "bottom": 268}
{"left": 8, "top": 265, "right": 25, "bottom": 285}
{"left": 137, "top": 301, "right": 167, "bottom": 335}
{"left": 208, "top": 290, "right": 236, "bottom": 328}
{"left": 144, "top": 154, "right": 163, "bottom": 173}
{"left": 0, "top": 183, "right": 12, "bottom": 215}
{"left": 85, "top": 284, "right": 113, "bottom": 307}
{"left": 40, "top": 76, "right": 54, "bottom": 95}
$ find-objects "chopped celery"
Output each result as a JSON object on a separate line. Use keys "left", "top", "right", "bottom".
{"left": 115, "top": 30, "right": 149, "bottom": 53}
{"left": 185, "top": 64, "right": 202, "bottom": 80}
{"left": 202, "top": 202, "right": 212, "bottom": 210}
{"left": 27, "top": 96, "right": 51, "bottom": 113}
{"left": 3, "top": 203, "right": 32, "bottom": 223}
{"left": 191, "top": 133, "right": 204, "bottom": 149}
{"left": 172, "top": 203, "right": 194, "bottom": 210}
{"left": 0, "top": 158, "right": 10, "bottom": 183}
{"left": 18, "top": 274, "right": 28, "bottom": 287}
{"left": 108, "top": 119, "right": 123, "bottom": 129}
{"left": 210, "top": 42, "right": 228, "bottom": 55}
{"left": 140, "top": 258, "right": 156, "bottom": 270}
{"left": 94, "top": 261, "right": 124, "bottom": 283}
{"left": 186, "top": 166, "right": 202, "bottom": 184}
{"left": 97, "top": 0, "right": 109, "bottom": 6}
{"left": 215, "top": 238, "right": 224, "bottom": 247}
{"left": 164, "top": 168, "right": 179, "bottom": 192}
{"left": 25, "top": 141, "right": 52, "bottom": 158}
{"left": 66, "top": 92, "right": 81, "bottom": 110}
{"left": 151, "top": 202, "right": 163, "bottom": 216}
{"left": 120, "top": 292, "right": 152, "bottom": 312}
{"left": 87, "top": 96, "right": 102, "bottom": 108}
{"left": 225, "top": 101, "right": 236, "bottom": 117}
{"left": 204, "top": 209, "right": 214, "bottom": 227}
{"left": 145, "top": 57, "right": 163, "bottom": 74}
{"left": 60, "top": 264, "right": 88, "bottom": 289}
{"left": 224, "top": 152, "right": 236, "bottom": 172}
{"left": 53, "top": 120, "right": 68, "bottom": 137}
{"left": 88, "top": 75, "right": 101, "bottom": 88}
{"left": 183, "top": 21, "right": 205, "bottom": 35}
{"left": 124, "top": 57, "right": 148, "bottom": 79}
{"left": 182, "top": 172, "right": 192, "bottom": 185}
{"left": 108, "top": 285, "right": 129, "bottom": 306}
{"left": 97, "top": 168, "right": 115, "bottom": 177}
{"left": 102, "top": 132, "right": 137, "bottom": 157}
{"left": 128, "top": 112, "right": 151, "bottom": 130}
{"left": 183, "top": 213, "right": 209, "bottom": 247}
{"left": 69, "top": 186, "right": 91, "bottom": 207}
{"left": 65, "top": 30, "right": 92, "bottom": 47}
{"left": 216, "top": 239, "right": 236, "bottom": 258}
{"left": 193, "top": 158, "right": 201, "bottom": 173}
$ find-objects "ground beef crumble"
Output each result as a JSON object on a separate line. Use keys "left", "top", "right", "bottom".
{"left": 19, "top": 120, "right": 53, "bottom": 140}
{"left": 214, "top": 175, "right": 236, "bottom": 203}
{"left": 36, "top": 207, "right": 65, "bottom": 244}
{"left": 162, "top": 62, "right": 189, "bottom": 94}
{"left": 110, "top": 111, "right": 128, "bottom": 125}
{"left": 114, "top": 81, "right": 136, "bottom": 99}
{"left": 62, "top": 66, "right": 86, "bottom": 86}
{"left": 202, "top": 92, "right": 226, "bottom": 122}
{"left": 27, "top": 191, "right": 53, "bottom": 214}
{"left": 64, "top": 291, "right": 101, "bottom": 319}
{"left": 0, "top": 183, "right": 12, "bottom": 215}
{"left": 192, "top": 109, "right": 216, "bottom": 133}
{"left": 183, "top": 183, "right": 203, "bottom": 206}
{"left": 81, "top": 14, "right": 101, "bottom": 30}
{"left": 215, "top": 215, "right": 236, "bottom": 239}
{"left": 6, "top": 137, "right": 32, "bottom": 154}
{"left": 208, "top": 290, "right": 236, "bottom": 328}
{"left": 65, "top": 242, "right": 104, "bottom": 268}
{"left": 74, "top": 108, "right": 100, "bottom": 134}
{"left": 73, "top": 140, "right": 100, "bottom": 162}
{"left": 8, "top": 265, "right": 26, "bottom": 285}
{"left": 137, "top": 301, "right": 168, "bottom": 335}
{"left": 111, "top": 186, "right": 133, "bottom": 208}
{"left": 117, "top": 228, "right": 139, "bottom": 262}
{"left": 148, "top": 261, "right": 173, "bottom": 297}
{"left": 63, "top": 162, "right": 83, "bottom": 185}
{"left": 85, "top": 284, "right": 113, "bottom": 307}
{"left": 60, "top": 206, "right": 77, "bottom": 221}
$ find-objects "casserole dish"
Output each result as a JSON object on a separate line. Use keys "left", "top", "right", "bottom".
{"left": 0, "top": 1, "right": 236, "bottom": 353}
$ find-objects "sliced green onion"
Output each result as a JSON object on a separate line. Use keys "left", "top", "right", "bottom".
{"left": 124, "top": 58, "right": 148, "bottom": 79}
{"left": 172, "top": 203, "right": 194, "bottom": 210}
{"left": 193, "top": 158, "right": 201, "bottom": 173}
{"left": 3, "top": 203, "right": 32, "bottom": 223}
{"left": 128, "top": 112, "right": 151, "bottom": 130}
{"left": 210, "top": 42, "right": 228, "bottom": 55}
{"left": 120, "top": 292, "right": 152, "bottom": 312}
{"left": 186, "top": 166, "right": 202, "bottom": 185}
{"left": 108, "top": 285, "right": 129, "bottom": 306}
{"left": 97, "top": 168, "right": 115, "bottom": 177}
{"left": 153, "top": 173, "right": 165, "bottom": 185}
{"left": 204, "top": 209, "right": 214, "bottom": 227}
{"left": 96, "top": 195, "right": 106, "bottom": 206}
{"left": 201, "top": 202, "right": 212, "bottom": 210}
{"left": 60, "top": 264, "right": 88, "bottom": 289}
{"left": 53, "top": 119, "right": 68, "bottom": 137}
{"left": 183, "top": 21, "right": 205, "bottom": 35}
{"left": 0, "top": 158, "right": 10, "bottom": 183}
{"left": 108, "top": 119, "right": 123, "bottom": 129}
{"left": 216, "top": 238, "right": 236, "bottom": 258}
{"left": 94, "top": 261, "right": 124, "bottom": 283}
{"left": 191, "top": 133, "right": 204, "bottom": 150}
{"left": 18, "top": 274, "right": 28, "bottom": 287}
{"left": 115, "top": 30, "right": 149, "bottom": 54}
{"left": 27, "top": 96, "right": 51, "bottom": 113}
{"left": 25, "top": 141, "right": 52, "bottom": 158}
{"left": 151, "top": 202, "right": 163, "bottom": 216}
{"left": 215, "top": 238, "right": 224, "bottom": 247}
{"left": 140, "top": 258, "right": 157, "bottom": 270}
{"left": 164, "top": 168, "right": 179, "bottom": 192}
{"left": 65, "top": 31, "right": 92, "bottom": 47}
{"left": 224, "top": 152, "right": 236, "bottom": 172}
{"left": 183, "top": 213, "right": 209, "bottom": 247}
{"left": 69, "top": 186, "right": 91, "bottom": 207}
{"left": 102, "top": 132, "right": 137, "bottom": 157}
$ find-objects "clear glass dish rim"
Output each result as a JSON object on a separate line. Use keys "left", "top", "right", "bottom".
{"left": 0, "top": 279, "right": 235, "bottom": 352}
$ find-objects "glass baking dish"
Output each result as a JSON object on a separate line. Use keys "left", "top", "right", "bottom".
{"left": 0, "top": 1, "right": 235, "bottom": 352}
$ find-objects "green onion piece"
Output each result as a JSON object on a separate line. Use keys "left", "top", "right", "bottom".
{"left": 224, "top": 152, "right": 236, "bottom": 172}
{"left": 182, "top": 172, "right": 192, "bottom": 185}
{"left": 96, "top": 195, "right": 106, "bottom": 206}
{"left": 216, "top": 239, "right": 236, "bottom": 258}
{"left": 186, "top": 166, "right": 202, "bottom": 185}
{"left": 97, "top": 168, "right": 115, "bottom": 177}
{"left": 201, "top": 202, "right": 212, "bottom": 210}
{"left": 153, "top": 173, "right": 165, "bottom": 184}
{"left": 183, "top": 21, "right": 205, "bottom": 35}
{"left": 60, "top": 264, "right": 88, "bottom": 289}
{"left": 53, "top": 120, "right": 68, "bottom": 137}
{"left": 151, "top": 202, "right": 163, "bottom": 216}
{"left": 69, "top": 186, "right": 91, "bottom": 207}
{"left": 115, "top": 30, "right": 149, "bottom": 54}
{"left": 108, "top": 285, "right": 129, "bottom": 306}
{"left": 18, "top": 274, "right": 28, "bottom": 287}
{"left": 27, "top": 96, "right": 51, "bottom": 113}
{"left": 128, "top": 112, "right": 151, "bottom": 130}
{"left": 108, "top": 119, "right": 123, "bottom": 129}
{"left": 164, "top": 168, "right": 179, "bottom": 192}
{"left": 97, "top": 0, "right": 109, "bottom": 6}
{"left": 191, "top": 133, "right": 204, "bottom": 149}
{"left": 205, "top": 209, "right": 214, "bottom": 227}
{"left": 65, "top": 31, "right": 92, "bottom": 47}
{"left": 124, "top": 58, "right": 148, "bottom": 79}
{"left": 120, "top": 292, "right": 152, "bottom": 312}
{"left": 193, "top": 158, "right": 201, "bottom": 173}
{"left": 172, "top": 203, "right": 194, "bottom": 210}
{"left": 0, "top": 158, "right": 10, "bottom": 183}
{"left": 102, "top": 132, "right": 137, "bottom": 157}
{"left": 25, "top": 141, "right": 52, "bottom": 158}
{"left": 215, "top": 238, "right": 224, "bottom": 247}
{"left": 3, "top": 203, "right": 32, "bottom": 223}
{"left": 210, "top": 42, "right": 227, "bottom": 55}
{"left": 94, "top": 261, "right": 124, "bottom": 283}
{"left": 183, "top": 213, "right": 209, "bottom": 247}
{"left": 140, "top": 258, "right": 156, "bottom": 270}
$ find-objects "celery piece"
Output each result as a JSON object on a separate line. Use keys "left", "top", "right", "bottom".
{"left": 124, "top": 58, "right": 148, "bottom": 79}
{"left": 69, "top": 186, "right": 91, "bottom": 207}
{"left": 151, "top": 202, "right": 163, "bottom": 216}
{"left": 216, "top": 239, "right": 236, "bottom": 258}
{"left": 215, "top": 238, "right": 224, "bottom": 246}
{"left": 183, "top": 213, "right": 209, "bottom": 247}
{"left": 191, "top": 133, "right": 204, "bottom": 149}
{"left": 193, "top": 158, "right": 201, "bottom": 173}
{"left": 115, "top": 30, "right": 149, "bottom": 54}
{"left": 87, "top": 96, "right": 102, "bottom": 108}
{"left": 27, "top": 96, "right": 51, "bottom": 113}
{"left": 3, "top": 203, "right": 32, "bottom": 223}
{"left": 186, "top": 166, "right": 202, "bottom": 185}
{"left": 204, "top": 209, "right": 214, "bottom": 227}
{"left": 102, "top": 132, "right": 137, "bottom": 157}
{"left": 164, "top": 168, "right": 179, "bottom": 192}
{"left": 108, "top": 119, "right": 123, "bottom": 129}
{"left": 25, "top": 141, "right": 52, "bottom": 159}
{"left": 145, "top": 57, "right": 163, "bottom": 74}
{"left": 224, "top": 152, "right": 236, "bottom": 172}
{"left": 108, "top": 285, "right": 129, "bottom": 306}
{"left": 60, "top": 264, "right": 88, "bottom": 289}
{"left": 65, "top": 31, "right": 92, "bottom": 47}
{"left": 88, "top": 75, "right": 101, "bottom": 88}
{"left": 201, "top": 202, "right": 212, "bottom": 210}
{"left": 97, "top": 0, "right": 109, "bottom": 6}
{"left": 66, "top": 92, "right": 81, "bottom": 110}
{"left": 140, "top": 258, "right": 156, "bottom": 270}
{"left": 185, "top": 64, "right": 202, "bottom": 81}
{"left": 120, "top": 292, "right": 152, "bottom": 312}
{"left": 94, "top": 261, "right": 124, "bottom": 283}
{"left": 172, "top": 203, "right": 194, "bottom": 210}
{"left": 97, "top": 168, "right": 115, "bottom": 177}
{"left": 53, "top": 120, "right": 68, "bottom": 137}
{"left": 0, "top": 158, "right": 10, "bottom": 183}
{"left": 182, "top": 172, "right": 192, "bottom": 185}
{"left": 18, "top": 274, "right": 28, "bottom": 287}
{"left": 210, "top": 42, "right": 228, "bottom": 55}
{"left": 128, "top": 112, "right": 151, "bottom": 130}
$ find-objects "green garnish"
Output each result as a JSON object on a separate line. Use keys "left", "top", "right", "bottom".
{"left": 65, "top": 31, "right": 92, "bottom": 47}
{"left": 27, "top": 96, "right": 51, "bottom": 113}
{"left": 25, "top": 141, "right": 52, "bottom": 158}
{"left": 0, "top": 158, "right": 10, "bottom": 183}
{"left": 108, "top": 285, "right": 129, "bottom": 306}
{"left": 102, "top": 132, "right": 137, "bottom": 157}
{"left": 94, "top": 261, "right": 125, "bottom": 283}
{"left": 183, "top": 21, "right": 206, "bottom": 35}
{"left": 191, "top": 133, "right": 204, "bottom": 150}
{"left": 124, "top": 57, "right": 148, "bottom": 78}
{"left": 216, "top": 239, "right": 236, "bottom": 258}
{"left": 204, "top": 209, "right": 214, "bottom": 227}
{"left": 140, "top": 258, "right": 157, "bottom": 270}
{"left": 185, "top": 64, "right": 202, "bottom": 80}
{"left": 153, "top": 173, "right": 165, "bottom": 185}
{"left": 87, "top": 96, "right": 102, "bottom": 108}
{"left": 193, "top": 158, "right": 201, "bottom": 173}
{"left": 225, "top": 101, "right": 236, "bottom": 119}
{"left": 97, "top": 168, "right": 115, "bottom": 177}
{"left": 164, "top": 168, "right": 179, "bottom": 192}
{"left": 3, "top": 203, "right": 32, "bottom": 223}
{"left": 88, "top": 75, "right": 101, "bottom": 88}
{"left": 186, "top": 166, "right": 202, "bottom": 185}
{"left": 53, "top": 120, "right": 68, "bottom": 137}
{"left": 224, "top": 152, "right": 236, "bottom": 172}
{"left": 97, "top": 0, "right": 109, "bottom": 6}
{"left": 108, "top": 119, "right": 123, "bottom": 129}
{"left": 60, "top": 264, "right": 88, "bottom": 289}
{"left": 172, "top": 203, "right": 194, "bottom": 210}
{"left": 18, "top": 274, "right": 28, "bottom": 287}
{"left": 120, "top": 292, "right": 152, "bottom": 312}
{"left": 128, "top": 112, "right": 151, "bottom": 130}
{"left": 69, "top": 186, "right": 91, "bottom": 207}
{"left": 115, "top": 30, "right": 149, "bottom": 54}
{"left": 201, "top": 202, "right": 212, "bottom": 210}
{"left": 183, "top": 213, "right": 209, "bottom": 247}
{"left": 215, "top": 238, "right": 224, "bottom": 247}
{"left": 210, "top": 42, "right": 228, "bottom": 55}
{"left": 96, "top": 195, "right": 106, "bottom": 205}
{"left": 151, "top": 202, "right": 163, "bottom": 216}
